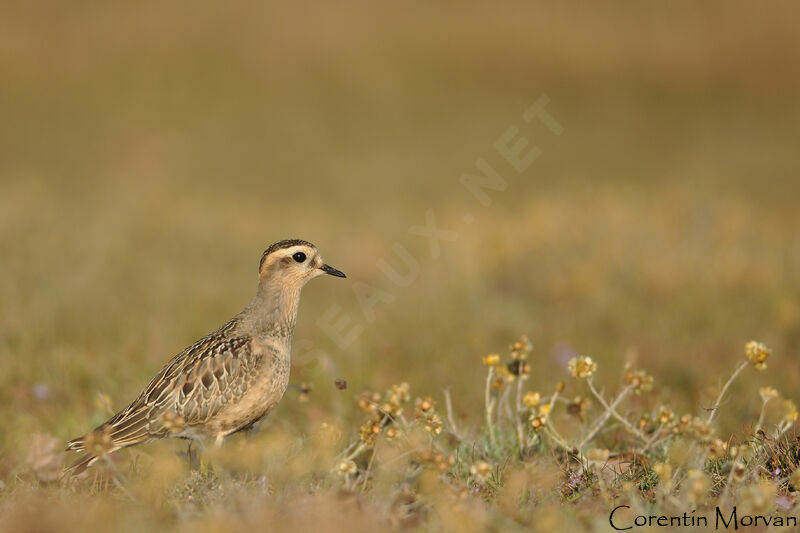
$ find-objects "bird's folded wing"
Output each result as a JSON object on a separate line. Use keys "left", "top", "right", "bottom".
{"left": 102, "top": 330, "right": 257, "bottom": 442}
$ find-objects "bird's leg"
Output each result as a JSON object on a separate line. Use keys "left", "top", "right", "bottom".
{"left": 187, "top": 442, "right": 200, "bottom": 470}
{"left": 198, "top": 435, "right": 224, "bottom": 479}
{"left": 246, "top": 419, "right": 264, "bottom": 439}
{"left": 177, "top": 441, "right": 201, "bottom": 470}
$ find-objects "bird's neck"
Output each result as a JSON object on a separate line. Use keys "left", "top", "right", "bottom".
{"left": 242, "top": 281, "right": 303, "bottom": 344}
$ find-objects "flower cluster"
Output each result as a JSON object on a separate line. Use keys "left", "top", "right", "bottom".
{"left": 623, "top": 367, "right": 654, "bottom": 394}
{"left": 760, "top": 386, "right": 779, "bottom": 402}
{"left": 656, "top": 405, "right": 676, "bottom": 426}
{"left": 329, "top": 332, "right": 800, "bottom": 519}
{"left": 686, "top": 470, "right": 710, "bottom": 506}
{"left": 416, "top": 450, "right": 455, "bottom": 472}
{"left": 783, "top": 400, "right": 799, "bottom": 423}
{"left": 507, "top": 335, "right": 533, "bottom": 380}
{"left": 510, "top": 335, "right": 533, "bottom": 359}
{"left": 745, "top": 341, "right": 771, "bottom": 371}
{"left": 337, "top": 460, "right": 358, "bottom": 478}
{"left": 470, "top": 460, "right": 493, "bottom": 482}
{"left": 482, "top": 353, "right": 500, "bottom": 367}
{"left": 566, "top": 396, "right": 590, "bottom": 421}
{"left": 356, "top": 383, "right": 410, "bottom": 445}
{"left": 483, "top": 336, "right": 534, "bottom": 389}
{"left": 522, "top": 391, "right": 541, "bottom": 408}
{"left": 516, "top": 385, "right": 554, "bottom": 432}
{"left": 672, "top": 414, "right": 694, "bottom": 435}
{"left": 708, "top": 438, "right": 729, "bottom": 460}
{"left": 414, "top": 396, "right": 443, "bottom": 435}
{"left": 568, "top": 356, "right": 597, "bottom": 379}
{"left": 529, "top": 415, "right": 547, "bottom": 431}
{"left": 527, "top": 399, "right": 552, "bottom": 431}
{"left": 354, "top": 383, "right": 448, "bottom": 445}
{"left": 506, "top": 358, "right": 531, "bottom": 380}
{"left": 689, "top": 416, "right": 713, "bottom": 443}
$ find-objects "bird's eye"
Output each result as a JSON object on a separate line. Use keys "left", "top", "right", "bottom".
{"left": 292, "top": 252, "right": 306, "bottom": 263}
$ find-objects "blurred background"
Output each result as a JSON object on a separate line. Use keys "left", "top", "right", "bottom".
{"left": 1, "top": 1, "right": 799, "bottom": 464}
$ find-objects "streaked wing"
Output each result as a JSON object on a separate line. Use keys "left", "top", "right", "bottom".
{"left": 103, "top": 320, "right": 256, "bottom": 442}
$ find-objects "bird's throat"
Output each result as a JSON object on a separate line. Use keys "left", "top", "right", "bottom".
{"left": 245, "top": 282, "right": 302, "bottom": 343}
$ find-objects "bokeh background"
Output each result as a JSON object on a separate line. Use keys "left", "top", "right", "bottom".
{"left": 2, "top": 0, "right": 800, "bottom": 498}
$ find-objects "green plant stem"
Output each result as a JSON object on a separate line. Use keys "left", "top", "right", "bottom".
{"left": 580, "top": 384, "right": 634, "bottom": 449}
{"left": 586, "top": 379, "right": 647, "bottom": 442}
{"left": 754, "top": 398, "right": 770, "bottom": 435}
{"left": 485, "top": 366, "right": 497, "bottom": 449}
{"left": 515, "top": 377, "right": 525, "bottom": 453}
{"left": 706, "top": 361, "right": 748, "bottom": 425}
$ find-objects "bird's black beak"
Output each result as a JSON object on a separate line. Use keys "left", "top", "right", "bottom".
{"left": 321, "top": 264, "right": 346, "bottom": 278}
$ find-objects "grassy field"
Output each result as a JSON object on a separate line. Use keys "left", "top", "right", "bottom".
{"left": 2, "top": 2, "right": 800, "bottom": 531}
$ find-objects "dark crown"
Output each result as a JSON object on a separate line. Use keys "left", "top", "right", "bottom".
{"left": 259, "top": 239, "right": 315, "bottom": 270}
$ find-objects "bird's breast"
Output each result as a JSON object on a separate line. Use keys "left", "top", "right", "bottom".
{"left": 213, "top": 339, "right": 291, "bottom": 436}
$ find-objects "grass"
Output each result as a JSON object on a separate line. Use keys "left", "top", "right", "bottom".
{"left": 2, "top": 1, "right": 800, "bottom": 531}
{"left": 5, "top": 339, "right": 800, "bottom": 532}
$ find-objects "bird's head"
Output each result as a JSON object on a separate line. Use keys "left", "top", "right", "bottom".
{"left": 258, "top": 239, "right": 346, "bottom": 289}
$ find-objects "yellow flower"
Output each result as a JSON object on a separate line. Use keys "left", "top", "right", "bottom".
{"left": 673, "top": 413, "right": 692, "bottom": 434}
{"left": 482, "top": 353, "right": 500, "bottom": 366}
{"left": 390, "top": 382, "right": 411, "bottom": 403}
{"left": 420, "top": 451, "right": 456, "bottom": 471}
{"left": 491, "top": 375, "right": 507, "bottom": 390}
{"left": 437, "top": 454, "right": 456, "bottom": 471}
{"left": 708, "top": 438, "right": 727, "bottom": 460}
{"left": 470, "top": 461, "right": 492, "bottom": 481}
{"left": 690, "top": 417, "right": 713, "bottom": 443}
{"left": 529, "top": 415, "right": 547, "bottom": 431}
{"left": 745, "top": 341, "right": 771, "bottom": 371}
{"left": 356, "top": 391, "right": 381, "bottom": 413}
{"left": 623, "top": 368, "right": 654, "bottom": 394}
{"left": 653, "top": 463, "right": 672, "bottom": 482}
{"left": 731, "top": 462, "right": 747, "bottom": 483}
{"left": 425, "top": 414, "right": 443, "bottom": 435}
{"left": 415, "top": 396, "right": 434, "bottom": 414}
{"left": 686, "top": 470, "right": 710, "bottom": 505}
{"left": 759, "top": 386, "right": 779, "bottom": 403}
{"left": 784, "top": 400, "right": 799, "bottom": 423}
{"left": 522, "top": 391, "right": 541, "bottom": 408}
{"left": 656, "top": 406, "right": 674, "bottom": 426}
{"left": 338, "top": 460, "right": 358, "bottom": 477}
{"left": 568, "top": 356, "right": 597, "bottom": 379}
{"left": 538, "top": 403, "right": 552, "bottom": 416}
{"left": 359, "top": 420, "right": 383, "bottom": 445}
{"left": 510, "top": 335, "right": 533, "bottom": 360}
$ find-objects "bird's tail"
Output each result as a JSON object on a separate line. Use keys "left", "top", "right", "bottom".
{"left": 63, "top": 452, "right": 99, "bottom": 476}
{"left": 64, "top": 408, "right": 153, "bottom": 476}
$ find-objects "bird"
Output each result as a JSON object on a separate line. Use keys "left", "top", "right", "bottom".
{"left": 65, "top": 239, "right": 346, "bottom": 474}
